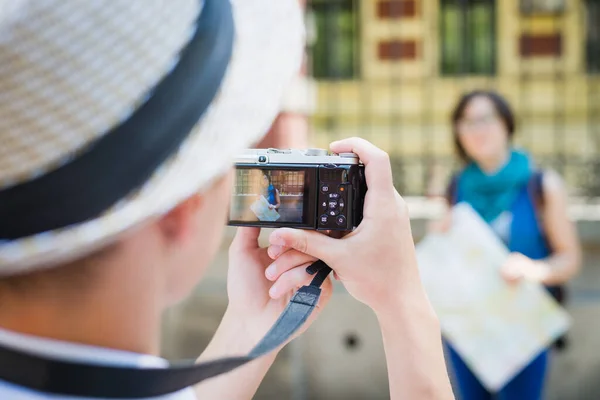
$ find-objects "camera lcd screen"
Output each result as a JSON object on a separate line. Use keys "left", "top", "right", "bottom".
{"left": 230, "top": 168, "right": 306, "bottom": 224}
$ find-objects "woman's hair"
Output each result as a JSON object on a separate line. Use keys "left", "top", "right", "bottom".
{"left": 262, "top": 171, "right": 272, "bottom": 185}
{"left": 451, "top": 90, "right": 516, "bottom": 162}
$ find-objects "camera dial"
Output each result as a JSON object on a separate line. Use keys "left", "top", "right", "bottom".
{"left": 305, "top": 148, "right": 328, "bottom": 156}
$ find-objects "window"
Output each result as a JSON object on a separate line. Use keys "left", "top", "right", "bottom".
{"left": 270, "top": 170, "right": 304, "bottom": 196}
{"left": 586, "top": 0, "right": 600, "bottom": 73}
{"left": 440, "top": 0, "right": 496, "bottom": 75}
{"left": 520, "top": 0, "right": 565, "bottom": 15}
{"left": 308, "top": 0, "right": 359, "bottom": 79}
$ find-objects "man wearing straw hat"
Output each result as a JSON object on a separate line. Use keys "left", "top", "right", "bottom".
{"left": 0, "top": 0, "right": 453, "bottom": 399}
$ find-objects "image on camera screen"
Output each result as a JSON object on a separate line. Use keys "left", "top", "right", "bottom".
{"left": 230, "top": 169, "right": 305, "bottom": 223}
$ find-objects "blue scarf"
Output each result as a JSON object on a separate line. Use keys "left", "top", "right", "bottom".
{"left": 459, "top": 149, "right": 533, "bottom": 223}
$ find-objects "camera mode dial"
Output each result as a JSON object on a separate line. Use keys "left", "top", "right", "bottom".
{"left": 305, "top": 148, "right": 328, "bottom": 156}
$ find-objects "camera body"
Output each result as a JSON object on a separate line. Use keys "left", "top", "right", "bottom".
{"left": 228, "top": 148, "right": 366, "bottom": 231}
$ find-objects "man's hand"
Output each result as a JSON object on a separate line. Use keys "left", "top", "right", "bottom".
{"left": 265, "top": 138, "right": 421, "bottom": 313}
{"left": 264, "top": 138, "right": 454, "bottom": 400}
{"left": 195, "top": 227, "right": 331, "bottom": 400}
{"left": 225, "top": 227, "right": 331, "bottom": 346}
{"left": 200, "top": 227, "right": 332, "bottom": 357}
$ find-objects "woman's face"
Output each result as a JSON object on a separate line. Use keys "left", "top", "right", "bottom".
{"left": 262, "top": 174, "right": 269, "bottom": 188}
{"left": 456, "top": 96, "right": 509, "bottom": 164}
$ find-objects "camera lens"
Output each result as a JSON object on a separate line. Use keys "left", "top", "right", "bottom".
{"left": 258, "top": 156, "right": 267, "bottom": 163}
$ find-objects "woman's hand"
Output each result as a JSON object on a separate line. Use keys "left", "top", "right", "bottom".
{"left": 427, "top": 211, "right": 452, "bottom": 234}
{"left": 500, "top": 252, "right": 549, "bottom": 285}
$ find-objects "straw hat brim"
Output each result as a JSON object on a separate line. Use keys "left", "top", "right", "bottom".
{"left": 0, "top": 0, "right": 305, "bottom": 274}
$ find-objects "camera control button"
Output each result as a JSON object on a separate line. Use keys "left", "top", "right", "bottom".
{"left": 321, "top": 184, "right": 330, "bottom": 194}
{"left": 328, "top": 201, "right": 338, "bottom": 209}
{"left": 328, "top": 193, "right": 340, "bottom": 199}
{"left": 321, "top": 201, "right": 327, "bottom": 209}
{"left": 338, "top": 200, "right": 345, "bottom": 210}
{"left": 319, "top": 215, "right": 329, "bottom": 225}
{"left": 328, "top": 209, "right": 339, "bottom": 217}
{"left": 339, "top": 152, "right": 357, "bottom": 159}
{"left": 336, "top": 215, "right": 347, "bottom": 226}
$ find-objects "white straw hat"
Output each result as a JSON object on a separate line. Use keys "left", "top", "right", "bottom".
{"left": 0, "top": 0, "right": 305, "bottom": 274}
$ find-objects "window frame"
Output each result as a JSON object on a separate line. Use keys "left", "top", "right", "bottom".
{"left": 585, "top": 0, "right": 600, "bottom": 74}
{"left": 307, "top": 0, "right": 359, "bottom": 80}
{"left": 439, "top": 0, "right": 497, "bottom": 76}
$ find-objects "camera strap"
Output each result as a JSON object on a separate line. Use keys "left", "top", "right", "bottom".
{"left": 0, "top": 262, "right": 332, "bottom": 399}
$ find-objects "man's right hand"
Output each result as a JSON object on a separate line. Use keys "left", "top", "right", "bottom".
{"left": 265, "top": 138, "right": 454, "bottom": 400}
{"left": 265, "top": 137, "right": 426, "bottom": 315}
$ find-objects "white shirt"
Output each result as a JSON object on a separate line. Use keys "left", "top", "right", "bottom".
{"left": 0, "top": 328, "right": 196, "bottom": 400}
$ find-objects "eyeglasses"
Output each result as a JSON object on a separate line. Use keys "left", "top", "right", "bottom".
{"left": 457, "top": 114, "right": 499, "bottom": 133}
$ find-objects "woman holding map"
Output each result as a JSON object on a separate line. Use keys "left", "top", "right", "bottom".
{"left": 432, "top": 90, "right": 582, "bottom": 400}
{"left": 261, "top": 171, "right": 281, "bottom": 210}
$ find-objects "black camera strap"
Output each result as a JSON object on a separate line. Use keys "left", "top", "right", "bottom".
{"left": 0, "top": 262, "right": 332, "bottom": 398}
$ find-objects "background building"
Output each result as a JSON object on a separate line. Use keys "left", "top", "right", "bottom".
{"left": 307, "top": 0, "right": 600, "bottom": 196}
{"left": 162, "top": 1, "right": 600, "bottom": 399}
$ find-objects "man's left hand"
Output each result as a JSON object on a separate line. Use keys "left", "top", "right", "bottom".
{"left": 214, "top": 227, "right": 332, "bottom": 355}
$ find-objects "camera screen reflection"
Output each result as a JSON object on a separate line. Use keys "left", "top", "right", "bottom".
{"left": 230, "top": 169, "right": 305, "bottom": 223}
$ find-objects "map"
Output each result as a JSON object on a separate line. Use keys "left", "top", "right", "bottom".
{"left": 250, "top": 195, "right": 281, "bottom": 222}
{"left": 416, "top": 203, "right": 571, "bottom": 391}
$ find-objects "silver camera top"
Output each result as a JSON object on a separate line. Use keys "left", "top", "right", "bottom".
{"left": 235, "top": 148, "right": 359, "bottom": 165}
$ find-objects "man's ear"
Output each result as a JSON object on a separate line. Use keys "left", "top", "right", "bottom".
{"left": 157, "top": 194, "right": 203, "bottom": 245}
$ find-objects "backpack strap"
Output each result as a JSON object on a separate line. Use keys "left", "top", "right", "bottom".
{"left": 529, "top": 170, "right": 569, "bottom": 350}
{"left": 527, "top": 170, "right": 551, "bottom": 250}
{"left": 445, "top": 173, "right": 460, "bottom": 206}
{"left": 528, "top": 170, "right": 545, "bottom": 213}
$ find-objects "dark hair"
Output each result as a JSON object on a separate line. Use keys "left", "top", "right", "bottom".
{"left": 262, "top": 171, "right": 272, "bottom": 184}
{"left": 451, "top": 90, "right": 516, "bottom": 162}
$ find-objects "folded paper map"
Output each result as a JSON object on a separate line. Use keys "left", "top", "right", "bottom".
{"left": 250, "top": 195, "right": 280, "bottom": 222}
{"left": 416, "top": 203, "right": 570, "bottom": 391}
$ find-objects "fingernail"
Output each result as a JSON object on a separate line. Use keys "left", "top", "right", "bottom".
{"left": 269, "top": 285, "right": 278, "bottom": 298}
{"left": 269, "top": 245, "right": 283, "bottom": 258}
{"left": 265, "top": 263, "right": 276, "bottom": 280}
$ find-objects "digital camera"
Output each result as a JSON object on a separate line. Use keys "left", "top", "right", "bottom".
{"left": 228, "top": 148, "right": 366, "bottom": 231}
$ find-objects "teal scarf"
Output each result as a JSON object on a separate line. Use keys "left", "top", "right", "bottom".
{"left": 460, "top": 149, "right": 533, "bottom": 223}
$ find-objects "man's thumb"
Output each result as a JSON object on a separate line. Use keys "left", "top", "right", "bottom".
{"left": 268, "top": 228, "right": 337, "bottom": 262}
